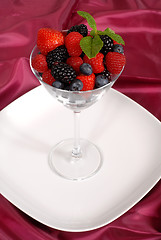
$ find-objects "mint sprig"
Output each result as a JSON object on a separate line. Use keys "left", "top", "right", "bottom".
{"left": 77, "top": 11, "right": 125, "bottom": 59}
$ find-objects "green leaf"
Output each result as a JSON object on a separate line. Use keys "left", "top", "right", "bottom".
{"left": 112, "top": 33, "right": 125, "bottom": 45}
{"left": 97, "top": 28, "right": 115, "bottom": 35}
{"left": 80, "top": 35, "right": 103, "bottom": 59}
{"left": 80, "top": 36, "right": 92, "bottom": 58}
{"left": 105, "top": 28, "right": 115, "bottom": 34}
{"left": 98, "top": 28, "right": 125, "bottom": 45}
{"left": 90, "top": 30, "right": 96, "bottom": 37}
{"left": 91, "top": 35, "right": 103, "bottom": 57}
{"left": 77, "top": 11, "right": 97, "bottom": 34}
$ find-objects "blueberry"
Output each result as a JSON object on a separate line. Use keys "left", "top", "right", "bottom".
{"left": 80, "top": 63, "right": 93, "bottom": 76}
{"left": 52, "top": 81, "right": 64, "bottom": 89}
{"left": 113, "top": 44, "right": 124, "bottom": 54}
{"left": 70, "top": 79, "right": 83, "bottom": 91}
{"left": 95, "top": 75, "right": 109, "bottom": 88}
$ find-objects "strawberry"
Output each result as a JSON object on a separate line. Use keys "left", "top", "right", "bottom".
{"left": 65, "top": 32, "right": 83, "bottom": 57}
{"left": 42, "top": 70, "right": 55, "bottom": 85}
{"left": 66, "top": 57, "right": 83, "bottom": 74}
{"left": 105, "top": 52, "right": 126, "bottom": 74}
{"left": 83, "top": 53, "right": 104, "bottom": 73}
{"left": 32, "top": 54, "right": 48, "bottom": 73}
{"left": 37, "top": 28, "right": 64, "bottom": 55}
{"left": 76, "top": 73, "right": 95, "bottom": 91}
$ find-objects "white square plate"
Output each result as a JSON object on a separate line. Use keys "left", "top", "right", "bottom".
{"left": 0, "top": 86, "right": 161, "bottom": 232}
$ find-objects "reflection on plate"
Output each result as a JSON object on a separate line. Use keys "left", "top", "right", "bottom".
{"left": 0, "top": 86, "right": 161, "bottom": 232}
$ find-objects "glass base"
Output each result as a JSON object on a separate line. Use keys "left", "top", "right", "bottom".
{"left": 48, "top": 139, "right": 102, "bottom": 181}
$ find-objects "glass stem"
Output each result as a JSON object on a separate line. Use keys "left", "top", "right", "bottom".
{"left": 72, "top": 111, "right": 82, "bottom": 158}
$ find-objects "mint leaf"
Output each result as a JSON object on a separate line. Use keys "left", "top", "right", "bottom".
{"left": 90, "top": 30, "right": 96, "bottom": 37}
{"left": 77, "top": 11, "right": 97, "bottom": 34}
{"left": 98, "top": 28, "right": 125, "bottom": 45}
{"left": 91, "top": 35, "right": 103, "bottom": 57}
{"left": 80, "top": 35, "right": 103, "bottom": 59}
{"left": 80, "top": 36, "right": 92, "bottom": 58}
{"left": 97, "top": 28, "right": 115, "bottom": 35}
{"left": 104, "top": 28, "right": 115, "bottom": 34}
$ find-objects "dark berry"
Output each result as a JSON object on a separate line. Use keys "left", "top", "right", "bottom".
{"left": 67, "top": 24, "right": 88, "bottom": 37}
{"left": 38, "top": 72, "right": 43, "bottom": 77}
{"left": 97, "top": 66, "right": 111, "bottom": 81}
{"left": 70, "top": 79, "right": 83, "bottom": 91}
{"left": 95, "top": 75, "right": 109, "bottom": 88}
{"left": 64, "top": 85, "right": 71, "bottom": 90}
{"left": 51, "top": 62, "right": 76, "bottom": 83}
{"left": 52, "top": 81, "right": 64, "bottom": 89}
{"left": 80, "top": 51, "right": 85, "bottom": 59}
{"left": 80, "top": 63, "right": 93, "bottom": 76}
{"left": 46, "top": 46, "right": 69, "bottom": 69}
{"left": 99, "top": 35, "right": 114, "bottom": 55}
{"left": 63, "top": 82, "right": 71, "bottom": 90}
{"left": 113, "top": 44, "right": 124, "bottom": 54}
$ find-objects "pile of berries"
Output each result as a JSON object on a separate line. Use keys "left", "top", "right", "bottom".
{"left": 32, "top": 24, "right": 126, "bottom": 91}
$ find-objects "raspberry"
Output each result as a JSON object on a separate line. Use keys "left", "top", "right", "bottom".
{"left": 37, "top": 28, "right": 64, "bottom": 55}
{"left": 67, "top": 24, "right": 88, "bottom": 37}
{"left": 32, "top": 54, "right": 48, "bottom": 73}
{"left": 66, "top": 57, "right": 83, "bottom": 74}
{"left": 105, "top": 52, "right": 126, "bottom": 74}
{"left": 99, "top": 35, "right": 114, "bottom": 55}
{"left": 65, "top": 32, "right": 83, "bottom": 57}
{"left": 83, "top": 53, "right": 104, "bottom": 73}
{"left": 76, "top": 73, "right": 95, "bottom": 91}
{"left": 46, "top": 46, "right": 69, "bottom": 69}
{"left": 51, "top": 62, "right": 76, "bottom": 83}
{"left": 42, "top": 70, "right": 55, "bottom": 85}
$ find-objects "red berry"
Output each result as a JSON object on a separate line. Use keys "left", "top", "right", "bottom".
{"left": 105, "top": 52, "right": 126, "bottom": 74}
{"left": 76, "top": 73, "right": 95, "bottom": 91}
{"left": 66, "top": 57, "right": 83, "bottom": 74}
{"left": 37, "top": 28, "right": 64, "bottom": 55}
{"left": 32, "top": 54, "right": 48, "bottom": 73}
{"left": 65, "top": 32, "right": 83, "bottom": 57}
{"left": 83, "top": 53, "right": 104, "bottom": 73}
{"left": 42, "top": 70, "right": 55, "bottom": 85}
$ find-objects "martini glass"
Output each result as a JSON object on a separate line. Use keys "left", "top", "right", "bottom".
{"left": 30, "top": 45, "right": 123, "bottom": 181}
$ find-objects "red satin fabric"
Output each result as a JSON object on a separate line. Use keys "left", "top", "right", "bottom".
{"left": 0, "top": 0, "right": 161, "bottom": 239}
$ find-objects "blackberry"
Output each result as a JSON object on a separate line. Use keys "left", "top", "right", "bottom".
{"left": 67, "top": 24, "right": 88, "bottom": 37}
{"left": 46, "top": 46, "right": 69, "bottom": 69}
{"left": 51, "top": 62, "right": 76, "bottom": 83}
{"left": 99, "top": 35, "right": 114, "bottom": 55}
